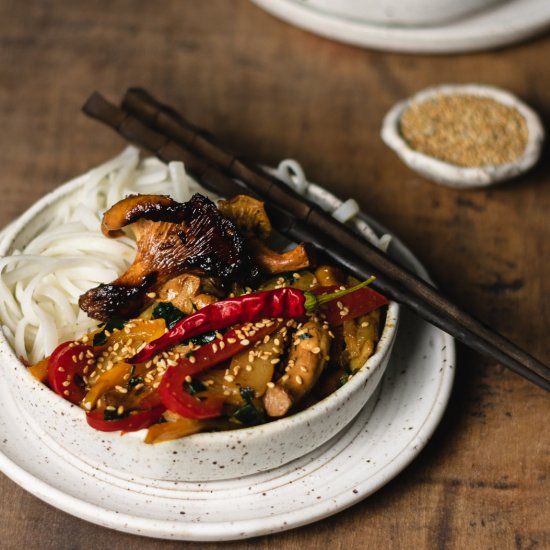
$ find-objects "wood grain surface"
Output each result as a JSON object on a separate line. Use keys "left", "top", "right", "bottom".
{"left": 0, "top": 1, "right": 548, "bottom": 548}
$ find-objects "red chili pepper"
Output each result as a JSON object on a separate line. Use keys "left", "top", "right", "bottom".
{"left": 131, "top": 277, "right": 380, "bottom": 363}
{"left": 86, "top": 405, "right": 166, "bottom": 432}
{"left": 47, "top": 341, "right": 92, "bottom": 404}
{"left": 313, "top": 285, "right": 389, "bottom": 326}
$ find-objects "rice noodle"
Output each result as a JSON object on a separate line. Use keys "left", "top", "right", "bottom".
{"left": 0, "top": 147, "right": 196, "bottom": 363}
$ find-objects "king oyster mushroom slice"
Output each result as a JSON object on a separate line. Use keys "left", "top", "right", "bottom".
{"left": 263, "top": 318, "right": 331, "bottom": 418}
{"left": 79, "top": 193, "right": 257, "bottom": 321}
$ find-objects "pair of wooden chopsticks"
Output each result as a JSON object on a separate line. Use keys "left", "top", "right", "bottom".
{"left": 82, "top": 89, "right": 550, "bottom": 392}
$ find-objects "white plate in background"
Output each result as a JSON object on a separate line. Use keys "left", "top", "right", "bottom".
{"left": 251, "top": 0, "right": 550, "bottom": 54}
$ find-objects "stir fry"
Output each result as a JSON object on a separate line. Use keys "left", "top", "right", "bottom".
{"left": 28, "top": 193, "right": 388, "bottom": 443}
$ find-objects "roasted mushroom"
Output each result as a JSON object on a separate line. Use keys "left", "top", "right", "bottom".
{"left": 248, "top": 240, "right": 313, "bottom": 275}
{"left": 156, "top": 274, "right": 202, "bottom": 315}
{"left": 218, "top": 195, "right": 313, "bottom": 274}
{"left": 79, "top": 193, "right": 257, "bottom": 321}
{"left": 217, "top": 195, "right": 272, "bottom": 240}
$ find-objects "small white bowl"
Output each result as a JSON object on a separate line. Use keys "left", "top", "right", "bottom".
{"left": 381, "top": 84, "right": 544, "bottom": 189}
{"left": 0, "top": 171, "right": 399, "bottom": 482}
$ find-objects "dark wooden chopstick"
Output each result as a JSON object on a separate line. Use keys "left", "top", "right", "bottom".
{"left": 81, "top": 91, "right": 550, "bottom": 391}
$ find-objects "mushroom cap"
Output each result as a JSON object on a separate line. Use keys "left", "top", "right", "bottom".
{"left": 79, "top": 193, "right": 257, "bottom": 321}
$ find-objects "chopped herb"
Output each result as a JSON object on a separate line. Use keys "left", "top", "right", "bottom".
{"left": 283, "top": 272, "right": 297, "bottom": 285}
{"left": 93, "top": 316, "right": 127, "bottom": 346}
{"left": 185, "top": 379, "right": 207, "bottom": 395}
{"left": 239, "top": 386, "right": 256, "bottom": 403}
{"left": 233, "top": 386, "right": 267, "bottom": 426}
{"left": 127, "top": 376, "right": 144, "bottom": 389}
{"left": 298, "top": 332, "right": 312, "bottom": 340}
{"left": 103, "top": 408, "right": 129, "bottom": 421}
{"left": 233, "top": 403, "right": 268, "bottom": 426}
{"left": 183, "top": 331, "right": 217, "bottom": 347}
{"left": 152, "top": 302, "right": 186, "bottom": 329}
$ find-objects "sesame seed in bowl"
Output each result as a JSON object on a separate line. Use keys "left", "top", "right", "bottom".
{"left": 381, "top": 84, "right": 544, "bottom": 189}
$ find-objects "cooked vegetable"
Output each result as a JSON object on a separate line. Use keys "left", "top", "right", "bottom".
{"left": 152, "top": 301, "right": 186, "bottom": 329}
{"left": 314, "top": 265, "right": 345, "bottom": 287}
{"left": 232, "top": 387, "right": 268, "bottom": 426}
{"left": 158, "top": 374, "right": 223, "bottom": 419}
{"left": 93, "top": 316, "right": 127, "bottom": 346}
{"left": 86, "top": 404, "right": 165, "bottom": 432}
{"left": 203, "top": 324, "right": 291, "bottom": 406}
{"left": 158, "top": 321, "right": 283, "bottom": 418}
{"left": 28, "top": 357, "right": 49, "bottom": 382}
{"left": 249, "top": 240, "right": 313, "bottom": 274}
{"left": 144, "top": 417, "right": 206, "bottom": 443}
{"left": 160, "top": 320, "right": 283, "bottom": 380}
{"left": 263, "top": 319, "right": 331, "bottom": 417}
{"left": 217, "top": 195, "right": 272, "bottom": 239}
{"left": 311, "top": 284, "right": 388, "bottom": 326}
{"left": 47, "top": 341, "right": 92, "bottom": 404}
{"left": 155, "top": 275, "right": 202, "bottom": 316}
{"left": 81, "top": 361, "right": 132, "bottom": 410}
{"left": 219, "top": 195, "right": 312, "bottom": 274}
{"left": 343, "top": 310, "right": 380, "bottom": 373}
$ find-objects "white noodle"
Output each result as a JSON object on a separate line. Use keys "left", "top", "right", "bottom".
{"left": 74, "top": 203, "right": 102, "bottom": 232}
{"left": 168, "top": 162, "right": 190, "bottom": 203}
{"left": 0, "top": 147, "right": 194, "bottom": 362}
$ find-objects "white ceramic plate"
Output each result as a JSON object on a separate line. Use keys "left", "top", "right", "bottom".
{"left": 0, "top": 201, "right": 455, "bottom": 540}
{"left": 251, "top": 0, "right": 550, "bottom": 54}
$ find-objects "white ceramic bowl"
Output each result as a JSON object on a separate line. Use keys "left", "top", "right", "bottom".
{"left": 0, "top": 172, "right": 399, "bottom": 482}
{"left": 381, "top": 84, "right": 544, "bottom": 189}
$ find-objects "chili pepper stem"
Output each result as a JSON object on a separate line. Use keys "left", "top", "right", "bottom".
{"left": 303, "top": 276, "right": 376, "bottom": 312}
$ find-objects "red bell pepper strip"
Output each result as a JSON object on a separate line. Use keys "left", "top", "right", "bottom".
{"left": 158, "top": 376, "right": 223, "bottom": 420}
{"left": 139, "top": 390, "right": 163, "bottom": 409}
{"left": 132, "top": 278, "right": 380, "bottom": 363}
{"left": 312, "top": 285, "right": 389, "bottom": 326}
{"left": 174, "top": 320, "right": 282, "bottom": 378}
{"left": 158, "top": 321, "right": 283, "bottom": 419}
{"left": 47, "top": 341, "right": 92, "bottom": 404}
{"left": 86, "top": 404, "right": 165, "bottom": 432}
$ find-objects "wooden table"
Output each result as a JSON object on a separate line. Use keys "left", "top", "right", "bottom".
{"left": 0, "top": 2, "right": 548, "bottom": 548}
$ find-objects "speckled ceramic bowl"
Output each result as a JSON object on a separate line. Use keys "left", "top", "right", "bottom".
{"left": 0, "top": 173, "right": 399, "bottom": 482}
{"left": 381, "top": 84, "right": 544, "bottom": 189}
